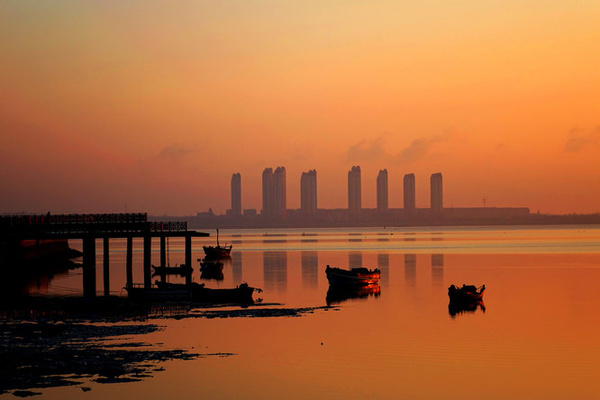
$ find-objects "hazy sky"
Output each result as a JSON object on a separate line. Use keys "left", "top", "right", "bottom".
{"left": 2, "top": 1, "right": 599, "bottom": 215}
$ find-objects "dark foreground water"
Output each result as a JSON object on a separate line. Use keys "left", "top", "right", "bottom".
{"left": 2, "top": 225, "right": 600, "bottom": 399}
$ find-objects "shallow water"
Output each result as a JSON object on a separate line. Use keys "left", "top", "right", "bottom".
{"left": 4, "top": 225, "right": 600, "bottom": 399}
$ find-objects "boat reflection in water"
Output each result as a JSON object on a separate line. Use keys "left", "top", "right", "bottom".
{"left": 447, "top": 284, "right": 486, "bottom": 317}
{"left": 199, "top": 259, "right": 224, "bottom": 281}
{"left": 326, "top": 283, "right": 381, "bottom": 306}
{"left": 448, "top": 299, "right": 486, "bottom": 317}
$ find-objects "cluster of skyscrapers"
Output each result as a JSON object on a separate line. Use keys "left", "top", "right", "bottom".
{"left": 229, "top": 166, "right": 444, "bottom": 220}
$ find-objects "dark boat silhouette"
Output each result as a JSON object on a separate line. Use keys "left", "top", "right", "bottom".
{"left": 325, "top": 265, "right": 380, "bottom": 286}
{"left": 203, "top": 229, "right": 232, "bottom": 259}
{"left": 448, "top": 284, "right": 485, "bottom": 303}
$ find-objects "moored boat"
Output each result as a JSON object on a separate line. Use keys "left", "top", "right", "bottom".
{"left": 203, "top": 229, "right": 232, "bottom": 259}
{"left": 448, "top": 284, "right": 485, "bottom": 303}
{"left": 125, "top": 283, "right": 192, "bottom": 301}
{"left": 155, "top": 281, "right": 260, "bottom": 304}
{"left": 325, "top": 265, "right": 380, "bottom": 286}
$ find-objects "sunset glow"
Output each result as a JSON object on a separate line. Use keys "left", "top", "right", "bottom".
{"left": 2, "top": 1, "right": 599, "bottom": 215}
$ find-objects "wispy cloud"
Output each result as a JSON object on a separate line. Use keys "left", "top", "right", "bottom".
{"left": 346, "top": 136, "right": 387, "bottom": 162}
{"left": 158, "top": 143, "right": 196, "bottom": 161}
{"left": 346, "top": 133, "right": 456, "bottom": 165}
{"left": 565, "top": 127, "right": 600, "bottom": 152}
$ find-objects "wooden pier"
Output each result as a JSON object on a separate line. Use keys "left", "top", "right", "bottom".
{"left": 0, "top": 213, "right": 209, "bottom": 298}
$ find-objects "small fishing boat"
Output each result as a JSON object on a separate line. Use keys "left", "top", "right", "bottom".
{"left": 448, "top": 284, "right": 485, "bottom": 303}
{"left": 203, "top": 229, "right": 232, "bottom": 259}
{"left": 151, "top": 263, "right": 193, "bottom": 276}
{"left": 155, "top": 281, "right": 261, "bottom": 304}
{"left": 325, "top": 265, "right": 381, "bottom": 286}
{"left": 125, "top": 283, "right": 192, "bottom": 301}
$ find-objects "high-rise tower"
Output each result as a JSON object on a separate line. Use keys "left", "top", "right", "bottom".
{"left": 231, "top": 173, "right": 241, "bottom": 216}
{"left": 301, "top": 170, "right": 317, "bottom": 215}
{"left": 404, "top": 173, "right": 416, "bottom": 210}
{"left": 376, "top": 169, "right": 388, "bottom": 211}
{"left": 262, "top": 168, "right": 274, "bottom": 218}
{"left": 273, "top": 167, "right": 287, "bottom": 220}
{"left": 430, "top": 172, "right": 443, "bottom": 212}
{"left": 348, "top": 166, "right": 361, "bottom": 217}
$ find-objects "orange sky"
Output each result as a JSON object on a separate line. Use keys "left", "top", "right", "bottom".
{"left": 1, "top": 1, "right": 599, "bottom": 215}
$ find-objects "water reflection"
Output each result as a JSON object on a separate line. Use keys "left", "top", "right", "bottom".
{"left": 377, "top": 254, "right": 389, "bottom": 286}
{"left": 448, "top": 300, "right": 486, "bottom": 317}
{"left": 263, "top": 251, "right": 287, "bottom": 292}
{"left": 431, "top": 254, "right": 444, "bottom": 286}
{"left": 301, "top": 251, "right": 318, "bottom": 289}
{"left": 326, "top": 283, "right": 381, "bottom": 306}
{"left": 349, "top": 252, "right": 362, "bottom": 268}
{"left": 404, "top": 254, "right": 416, "bottom": 286}
{"left": 231, "top": 253, "right": 243, "bottom": 284}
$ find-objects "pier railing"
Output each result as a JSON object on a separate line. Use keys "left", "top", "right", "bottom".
{"left": 0, "top": 213, "right": 187, "bottom": 236}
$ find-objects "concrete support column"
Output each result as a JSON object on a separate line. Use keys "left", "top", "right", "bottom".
{"left": 185, "top": 235, "right": 192, "bottom": 285}
{"left": 143, "top": 235, "right": 152, "bottom": 289}
{"left": 83, "top": 236, "right": 96, "bottom": 298}
{"left": 160, "top": 236, "right": 167, "bottom": 267}
{"left": 126, "top": 237, "right": 133, "bottom": 289}
{"left": 103, "top": 237, "right": 110, "bottom": 296}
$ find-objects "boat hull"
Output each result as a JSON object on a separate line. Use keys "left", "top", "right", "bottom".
{"left": 203, "top": 245, "right": 232, "bottom": 259}
{"left": 448, "top": 284, "right": 485, "bottom": 303}
{"left": 325, "top": 266, "right": 381, "bottom": 286}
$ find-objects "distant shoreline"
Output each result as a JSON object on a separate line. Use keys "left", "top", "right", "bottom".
{"left": 151, "top": 212, "right": 600, "bottom": 230}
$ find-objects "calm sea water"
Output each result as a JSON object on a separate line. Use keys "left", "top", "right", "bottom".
{"left": 7, "top": 225, "right": 600, "bottom": 399}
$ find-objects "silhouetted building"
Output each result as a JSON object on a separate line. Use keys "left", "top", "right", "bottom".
{"left": 377, "top": 169, "right": 388, "bottom": 211}
{"left": 348, "top": 166, "right": 361, "bottom": 217}
{"left": 262, "top": 168, "right": 274, "bottom": 218}
{"left": 301, "top": 170, "right": 317, "bottom": 215}
{"left": 274, "top": 167, "right": 287, "bottom": 220}
{"left": 231, "top": 173, "right": 241, "bottom": 216}
{"left": 404, "top": 173, "right": 416, "bottom": 210}
{"left": 430, "top": 172, "right": 443, "bottom": 212}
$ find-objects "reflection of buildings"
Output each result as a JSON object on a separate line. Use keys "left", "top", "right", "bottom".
{"left": 230, "top": 173, "right": 241, "bottom": 216}
{"left": 301, "top": 251, "right": 318, "bottom": 289}
{"left": 263, "top": 251, "right": 287, "bottom": 292}
{"left": 348, "top": 166, "right": 361, "bottom": 218}
{"left": 404, "top": 173, "right": 416, "bottom": 211}
{"left": 377, "top": 253, "right": 389, "bottom": 286}
{"left": 431, "top": 253, "right": 444, "bottom": 285}
{"left": 430, "top": 172, "right": 443, "bottom": 213}
{"left": 301, "top": 170, "right": 317, "bottom": 215}
{"left": 404, "top": 254, "right": 416, "bottom": 286}
{"left": 232, "top": 252, "right": 243, "bottom": 284}
{"left": 349, "top": 252, "right": 363, "bottom": 268}
{"left": 376, "top": 169, "right": 388, "bottom": 211}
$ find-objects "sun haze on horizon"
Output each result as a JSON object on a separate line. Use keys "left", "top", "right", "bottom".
{"left": 1, "top": 1, "right": 599, "bottom": 215}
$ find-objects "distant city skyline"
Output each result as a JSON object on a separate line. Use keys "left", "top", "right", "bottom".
{"left": 228, "top": 166, "right": 450, "bottom": 218}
